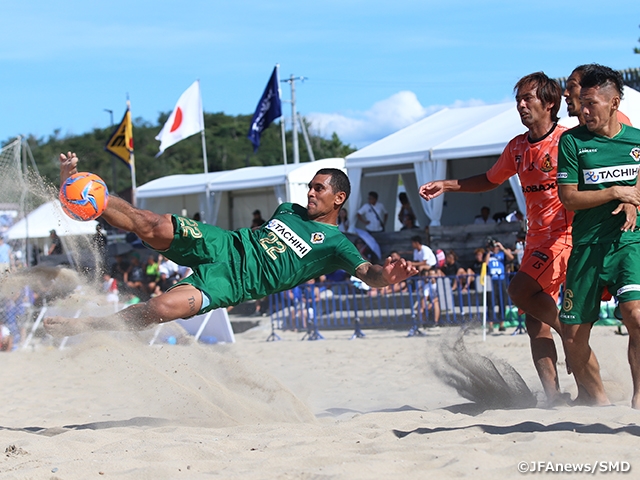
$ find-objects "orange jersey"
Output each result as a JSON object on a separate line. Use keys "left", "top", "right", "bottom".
{"left": 487, "top": 124, "right": 573, "bottom": 248}
{"left": 618, "top": 110, "right": 632, "bottom": 126}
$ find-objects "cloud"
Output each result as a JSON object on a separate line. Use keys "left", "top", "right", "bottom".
{"left": 306, "top": 91, "right": 487, "bottom": 148}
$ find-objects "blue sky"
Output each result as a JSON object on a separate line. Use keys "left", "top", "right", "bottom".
{"left": 2, "top": 1, "right": 639, "bottom": 149}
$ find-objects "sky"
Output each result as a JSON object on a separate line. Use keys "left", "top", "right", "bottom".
{"left": 2, "top": 1, "right": 639, "bottom": 149}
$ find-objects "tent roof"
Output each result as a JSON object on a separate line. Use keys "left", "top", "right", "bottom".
{"left": 345, "top": 103, "right": 514, "bottom": 168}
{"left": 346, "top": 86, "right": 640, "bottom": 166}
{"left": 136, "top": 158, "right": 346, "bottom": 200}
{"left": 6, "top": 200, "right": 98, "bottom": 240}
{"left": 136, "top": 171, "right": 228, "bottom": 199}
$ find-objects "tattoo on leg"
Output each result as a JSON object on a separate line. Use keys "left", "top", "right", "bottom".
{"left": 188, "top": 295, "right": 196, "bottom": 314}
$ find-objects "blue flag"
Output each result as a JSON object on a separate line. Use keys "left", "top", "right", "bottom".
{"left": 247, "top": 66, "right": 282, "bottom": 152}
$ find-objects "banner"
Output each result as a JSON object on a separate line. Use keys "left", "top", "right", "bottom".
{"left": 105, "top": 108, "right": 134, "bottom": 167}
{"left": 156, "top": 80, "right": 204, "bottom": 156}
{"left": 247, "top": 66, "right": 282, "bottom": 152}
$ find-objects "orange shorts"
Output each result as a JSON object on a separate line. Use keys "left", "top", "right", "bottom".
{"left": 519, "top": 238, "right": 572, "bottom": 302}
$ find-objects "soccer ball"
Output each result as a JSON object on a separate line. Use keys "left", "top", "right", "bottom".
{"left": 59, "top": 172, "right": 109, "bottom": 221}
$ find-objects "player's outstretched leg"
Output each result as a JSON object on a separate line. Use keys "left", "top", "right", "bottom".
{"left": 59, "top": 152, "right": 174, "bottom": 251}
{"left": 44, "top": 284, "right": 203, "bottom": 336}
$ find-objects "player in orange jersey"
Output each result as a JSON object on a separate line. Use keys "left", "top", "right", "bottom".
{"left": 420, "top": 72, "right": 573, "bottom": 404}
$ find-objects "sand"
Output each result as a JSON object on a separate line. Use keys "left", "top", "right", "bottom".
{"left": 1, "top": 322, "right": 638, "bottom": 479}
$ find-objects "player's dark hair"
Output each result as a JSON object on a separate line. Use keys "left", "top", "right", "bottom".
{"left": 411, "top": 235, "right": 422, "bottom": 244}
{"left": 514, "top": 72, "right": 562, "bottom": 122}
{"left": 570, "top": 64, "right": 589, "bottom": 78}
{"left": 316, "top": 168, "right": 351, "bottom": 200}
{"left": 579, "top": 64, "right": 624, "bottom": 99}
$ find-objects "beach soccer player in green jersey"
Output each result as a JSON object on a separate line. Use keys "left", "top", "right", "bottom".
{"left": 45, "top": 153, "right": 418, "bottom": 337}
{"left": 557, "top": 64, "right": 640, "bottom": 408}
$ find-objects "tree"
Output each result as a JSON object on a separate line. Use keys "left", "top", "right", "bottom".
{"left": 636, "top": 24, "right": 640, "bottom": 54}
{"left": 18, "top": 112, "right": 356, "bottom": 195}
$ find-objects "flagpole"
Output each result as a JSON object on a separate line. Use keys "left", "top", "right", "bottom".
{"left": 128, "top": 98, "right": 137, "bottom": 207}
{"left": 198, "top": 80, "right": 208, "bottom": 173}
{"left": 277, "top": 65, "right": 288, "bottom": 166}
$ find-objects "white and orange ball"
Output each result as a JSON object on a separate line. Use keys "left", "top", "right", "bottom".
{"left": 59, "top": 172, "right": 109, "bottom": 221}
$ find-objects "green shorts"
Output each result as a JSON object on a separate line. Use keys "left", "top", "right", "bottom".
{"left": 151, "top": 216, "right": 244, "bottom": 313}
{"left": 560, "top": 241, "right": 640, "bottom": 325}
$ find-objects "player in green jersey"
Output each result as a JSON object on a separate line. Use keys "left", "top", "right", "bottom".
{"left": 45, "top": 153, "right": 418, "bottom": 337}
{"left": 557, "top": 64, "right": 640, "bottom": 408}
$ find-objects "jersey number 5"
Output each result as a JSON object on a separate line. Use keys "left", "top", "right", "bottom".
{"left": 259, "top": 232, "right": 287, "bottom": 260}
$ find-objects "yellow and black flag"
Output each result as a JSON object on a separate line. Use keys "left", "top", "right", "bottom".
{"left": 105, "top": 107, "right": 134, "bottom": 168}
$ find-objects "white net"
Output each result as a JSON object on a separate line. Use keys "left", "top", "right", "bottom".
{"left": 0, "top": 138, "right": 25, "bottom": 212}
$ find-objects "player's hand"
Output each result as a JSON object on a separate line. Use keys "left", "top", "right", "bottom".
{"left": 612, "top": 202, "right": 637, "bottom": 232}
{"left": 419, "top": 181, "right": 446, "bottom": 201}
{"left": 614, "top": 186, "right": 640, "bottom": 206}
{"left": 382, "top": 256, "right": 418, "bottom": 284}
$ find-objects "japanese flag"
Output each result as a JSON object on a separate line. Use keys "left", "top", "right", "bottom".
{"left": 155, "top": 80, "right": 204, "bottom": 155}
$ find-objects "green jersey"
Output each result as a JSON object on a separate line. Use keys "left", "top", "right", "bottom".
{"left": 238, "top": 202, "right": 367, "bottom": 298}
{"left": 163, "top": 203, "right": 368, "bottom": 312}
{"left": 557, "top": 124, "right": 640, "bottom": 245}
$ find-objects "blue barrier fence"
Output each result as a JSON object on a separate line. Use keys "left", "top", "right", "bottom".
{"left": 267, "top": 273, "right": 522, "bottom": 339}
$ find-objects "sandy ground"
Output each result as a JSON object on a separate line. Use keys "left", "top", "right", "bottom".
{"left": 1, "top": 321, "right": 638, "bottom": 479}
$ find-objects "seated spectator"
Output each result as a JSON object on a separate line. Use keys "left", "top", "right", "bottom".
{"left": 410, "top": 235, "right": 436, "bottom": 274}
{"left": 251, "top": 210, "right": 266, "bottom": 230}
{"left": 474, "top": 206, "right": 496, "bottom": 225}
{"left": 123, "top": 255, "right": 145, "bottom": 296}
{"left": 144, "top": 255, "right": 160, "bottom": 293}
{"left": 441, "top": 250, "right": 473, "bottom": 292}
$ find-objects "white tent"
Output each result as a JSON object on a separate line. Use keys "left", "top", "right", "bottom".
{"left": 345, "top": 86, "right": 640, "bottom": 228}
{"left": 6, "top": 200, "right": 98, "bottom": 240}
{"left": 137, "top": 158, "right": 345, "bottom": 230}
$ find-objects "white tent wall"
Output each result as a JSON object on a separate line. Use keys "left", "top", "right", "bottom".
{"left": 136, "top": 158, "right": 346, "bottom": 231}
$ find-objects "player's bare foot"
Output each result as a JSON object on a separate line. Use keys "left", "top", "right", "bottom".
{"left": 59, "top": 152, "right": 79, "bottom": 186}
{"left": 44, "top": 316, "right": 88, "bottom": 337}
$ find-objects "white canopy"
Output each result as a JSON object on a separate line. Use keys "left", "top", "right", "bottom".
{"left": 6, "top": 200, "right": 98, "bottom": 240}
{"left": 345, "top": 86, "right": 640, "bottom": 228}
{"left": 137, "top": 158, "right": 345, "bottom": 230}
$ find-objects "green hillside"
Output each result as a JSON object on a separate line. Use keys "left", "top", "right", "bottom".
{"left": 13, "top": 112, "right": 355, "bottom": 194}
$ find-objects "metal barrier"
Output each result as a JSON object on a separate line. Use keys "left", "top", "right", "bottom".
{"left": 268, "top": 273, "right": 520, "bottom": 340}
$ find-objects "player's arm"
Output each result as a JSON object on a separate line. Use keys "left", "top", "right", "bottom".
{"left": 558, "top": 184, "right": 640, "bottom": 211}
{"left": 355, "top": 257, "right": 418, "bottom": 288}
{"left": 419, "top": 174, "right": 500, "bottom": 201}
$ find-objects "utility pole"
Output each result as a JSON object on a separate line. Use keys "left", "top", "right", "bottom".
{"left": 104, "top": 109, "right": 116, "bottom": 192}
{"left": 281, "top": 74, "right": 306, "bottom": 164}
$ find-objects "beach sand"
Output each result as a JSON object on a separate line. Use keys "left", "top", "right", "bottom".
{"left": 1, "top": 322, "right": 637, "bottom": 479}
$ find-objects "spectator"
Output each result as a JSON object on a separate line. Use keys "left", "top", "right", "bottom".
{"left": 111, "top": 254, "right": 130, "bottom": 287}
{"left": 337, "top": 209, "right": 349, "bottom": 233}
{"left": 0, "top": 236, "right": 11, "bottom": 274}
{"left": 441, "top": 250, "right": 473, "bottom": 292}
{"left": 357, "top": 191, "right": 387, "bottom": 233}
{"left": 474, "top": 206, "right": 496, "bottom": 225}
{"left": 123, "top": 255, "right": 146, "bottom": 297}
{"left": 144, "top": 255, "right": 160, "bottom": 293}
{"left": 251, "top": 210, "right": 266, "bottom": 230}
{"left": 485, "top": 239, "right": 514, "bottom": 332}
{"left": 48, "top": 229, "right": 63, "bottom": 255}
{"left": 354, "top": 238, "right": 378, "bottom": 264}
{"left": 398, "top": 192, "right": 417, "bottom": 230}
{"left": 420, "top": 270, "right": 441, "bottom": 327}
{"left": 410, "top": 235, "right": 436, "bottom": 274}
